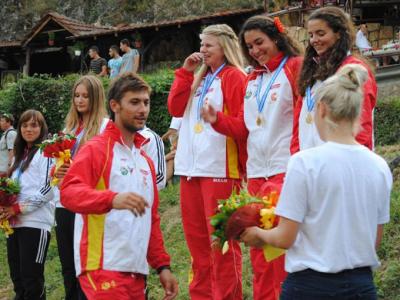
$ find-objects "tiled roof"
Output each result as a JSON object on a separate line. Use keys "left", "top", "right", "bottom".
{"left": 22, "top": 11, "right": 113, "bottom": 46}
{"left": 69, "top": 7, "right": 264, "bottom": 39}
{"left": 1, "top": 8, "right": 263, "bottom": 47}
{"left": 0, "top": 40, "right": 21, "bottom": 47}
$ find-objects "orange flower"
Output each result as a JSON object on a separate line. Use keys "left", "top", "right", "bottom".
{"left": 274, "top": 17, "right": 285, "bottom": 33}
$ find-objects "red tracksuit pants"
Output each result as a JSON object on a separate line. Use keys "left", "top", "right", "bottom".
{"left": 180, "top": 177, "right": 242, "bottom": 300}
{"left": 248, "top": 174, "right": 287, "bottom": 300}
{"left": 79, "top": 269, "right": 146, "bottom": 300}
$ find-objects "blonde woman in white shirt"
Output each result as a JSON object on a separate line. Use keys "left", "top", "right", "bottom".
{"left": 241, "top": 64, "right": 392, "bottom": 300}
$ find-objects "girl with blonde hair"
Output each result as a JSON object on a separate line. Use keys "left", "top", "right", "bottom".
{"left": 241, "top": 64, "right": 392, "bottom": 300}
{"left": 168, "top": 24, "right": 246, "bottom": 299}
{"left": 55, "top": 75, "right": 109, "bottom": 300}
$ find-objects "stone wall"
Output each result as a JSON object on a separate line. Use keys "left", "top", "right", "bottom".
{"left": 285, "top": 23, "right": 397, "bottom": 50}
{"left": 366, "top": 24, "right": 395, "bottom": 49}
{"left": 287, "top": 26, "right": 309, "bottom": 48}
{"left": 377, "top": 80, "right": 400, "bottom": 100}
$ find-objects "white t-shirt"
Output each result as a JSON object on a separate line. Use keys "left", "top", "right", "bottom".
{"left": 169, "top": 117, "right": 182, "bottom": 131}
{"left": 356, "top": 30, "right": 372, "bottom": 50}
{"left": 0, "top": 127, "right": 16, "bottom": 172}
{"left": 276, "top": 142, "right": 392, "bottom": 273}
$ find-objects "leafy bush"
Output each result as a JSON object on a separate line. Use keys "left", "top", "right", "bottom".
{"left": 375, "top": 98, "right": 400, "bottom": 146}
{"left": 0, "top": 70, "right": 175, "bottom": 136}
{"left": 0, "top": 74, "right": 79, "bottom": 134}
{"left": 2, "top": 72, "right": 397, "bottom": 145}
{"left": 142, "top": 69, "right": 175, "bottom": 136}
{"left": 375, "top": 183, "right": 400, "bottom": 299}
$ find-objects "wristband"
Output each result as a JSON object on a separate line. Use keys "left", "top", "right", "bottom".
{"left": 156, "top": 265, "right": 171, "bottom": 274}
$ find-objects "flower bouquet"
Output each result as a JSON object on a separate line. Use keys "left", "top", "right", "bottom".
{"left": 210, "top": 182, "right": 285, "bottom": 262}
{"left": 0, "top": 177, "right": 20, "bottom": 237}
{"left": 38, "top": 132, "right": 76, "bottom": 186}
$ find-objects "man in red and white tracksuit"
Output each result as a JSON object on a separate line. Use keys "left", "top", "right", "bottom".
{"left": 61, "top": 72, "right": 178, "bottom": 300}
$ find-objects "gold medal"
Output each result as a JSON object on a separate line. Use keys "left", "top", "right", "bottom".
{"left": 256, "top": 115, "right": 263, "bottom": 126}
{"left": 194, "top": 122, "right": 203, "bottom": 133}
{"left": 306, "top": 113, "right": 313, "bottom": 124}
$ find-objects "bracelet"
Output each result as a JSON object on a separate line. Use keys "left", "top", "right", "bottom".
{"left": 156, "top": 265, "right": 171, "bottom": 274}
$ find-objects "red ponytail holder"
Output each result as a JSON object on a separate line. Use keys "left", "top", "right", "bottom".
{"left": 274, "top": 17, "right": 285, "bottom": 33}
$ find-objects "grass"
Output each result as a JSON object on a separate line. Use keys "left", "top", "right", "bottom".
{"left": 1, "top": 145, "right": 400, "bottom": 299}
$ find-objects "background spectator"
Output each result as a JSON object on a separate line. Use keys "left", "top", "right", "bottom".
{"left": 108, "top": 45, "right": 123, "bottom": 79}
{"left": 0, "top": 113, "right": 16, "bottom": 177}
{"left": 88, "top": 46, "right": 107, "bottom": 77}
{"left": 119, "top": 39, "right": 140, "bottom": 74}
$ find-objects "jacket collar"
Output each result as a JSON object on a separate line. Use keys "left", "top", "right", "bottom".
{"left": 253, "top": 52, "right": 285, "bottom": 74}
{"left": 103, "top": 121, "right": 148, "bottom": 149}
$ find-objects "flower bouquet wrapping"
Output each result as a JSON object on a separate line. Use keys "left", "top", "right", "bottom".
{"left": 38, "top": 132, "right": 76, "bottom": 186}
{"left": 210, "top": 182, "right": 285, "bottom": 262}
{"left": 0, "top": 177, "right": 20, "bottom": 237}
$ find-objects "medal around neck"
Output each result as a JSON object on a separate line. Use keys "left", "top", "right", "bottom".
{"left": 306, "top": 112, "right": 313, "bottom": 124}
{"left": 194, "top": 122, "right": 204, "bottom": 134}
{"left": 306, "top": 86, "right": 315, "bottom": 125}
{"left": 195, "top": 63, "right": 225, "bottom": 135}
{"left": 255, "top": 56, "right": 288, "bottom": 124}
{"left": 256, "top": 115, "right": 263, "bottom": 126}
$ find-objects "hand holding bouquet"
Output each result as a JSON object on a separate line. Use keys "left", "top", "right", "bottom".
{"left": 210, "top": 182, "right": 285, "bottom": 262}
{"left": 0, "top": 177, "right": 21, "bottom": 237}
{"left": 38, "top": 132, "right": 76, "bottom": 186}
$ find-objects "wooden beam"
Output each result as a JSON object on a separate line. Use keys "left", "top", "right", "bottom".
{"left": 23, "top": 17, "right": 51, "bottom": 47}
{"left": 24, "top": 46, "right": 31, "bottom": 76}
{"left": 40, "top": 29, "right": 68, "bottom": 34}
{"left": 264, "top": 0, "right": 270, "bottom": 13}
{"left": 31, "top": 47, "right": 63, "bottom": 54}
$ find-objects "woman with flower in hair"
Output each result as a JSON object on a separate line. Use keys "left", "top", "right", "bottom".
{"left": 202, "top": 15, "right": 303, "bottom": 300}
{"left": 168, "top": 24, "right": 246, "bottom": 300}
{"left": 292, "top": 6, "right": 377, "bottom": 152}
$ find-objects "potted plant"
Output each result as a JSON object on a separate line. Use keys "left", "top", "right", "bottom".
{"left": 68, "top": 41, "right": 86, "bottom": 57}
{"left": 48, "top": 32, "right": 55, "bottom": 46}
{"left": 133, "top": 32, "right": 143, "bottom": 49}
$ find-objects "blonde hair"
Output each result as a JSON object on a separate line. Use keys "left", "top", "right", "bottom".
{"left": 315, "top": 64, "right": 368, "bottom": 129}
{"left": 191, "top": 24, "right": 245, "bottom": 96}
{"left": 65, "top": 75, "right": 107, "bottom": 146}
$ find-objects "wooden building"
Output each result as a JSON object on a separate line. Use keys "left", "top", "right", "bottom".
{"left": 0, "top": 2, "right": 399, "bottom": 82}
{"left": 0, "top": 8, "right": 263, "bottom": 82}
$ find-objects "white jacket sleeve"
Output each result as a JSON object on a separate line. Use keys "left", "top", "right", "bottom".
{"left": 18, "top": 154, "right": 54, "bottom": 214}
{"left": 141, "top": 129, "right": 166, "bottom": 190}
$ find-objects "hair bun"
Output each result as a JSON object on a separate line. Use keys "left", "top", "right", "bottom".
{"left": 336, "top": 64, "right": 368, "bottom": 91}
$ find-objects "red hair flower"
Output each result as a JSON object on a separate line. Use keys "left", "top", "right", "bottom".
{"left": 274, "top": 17, "right": 285, "bottom": 33}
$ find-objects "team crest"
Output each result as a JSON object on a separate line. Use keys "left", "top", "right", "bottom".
{"left": 245, "top": 91, "right": 252, "bottom": 99}
{"left": 120, "top": 166, "right": 134, "bottom": 176}
{"left": 120, "top": 166, "right": 129, "bottom": 176}
{"left": 270, "top": 92, "right": 278, "bottom": 102}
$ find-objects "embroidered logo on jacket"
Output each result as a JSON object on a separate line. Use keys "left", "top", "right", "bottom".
{"left": 271, "top": 83, "right": 281, "bottom": 90}
{"left": 120, "top": 166, "right": 134, "bottom": 176}
{"left": 270, "top": 92, "right": 278, "bottom": 102}
{"left": 101, "top": 280, "right": 116, "bottom": 290}
{"left": 140, "top": 169, "right": 149, "bottom": 187}
{"left": 245, "top": 90, "right": 252, "bottom": 100}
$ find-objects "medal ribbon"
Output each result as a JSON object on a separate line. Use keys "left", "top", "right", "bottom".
{"left": 196, "top": 63, "right": 226, "bottom": 121}
{"left": 255, "top": 56, "right": 288, "bottom": 115}
{"left": 306, "top": 86, "right": 315, "bottom": 113}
